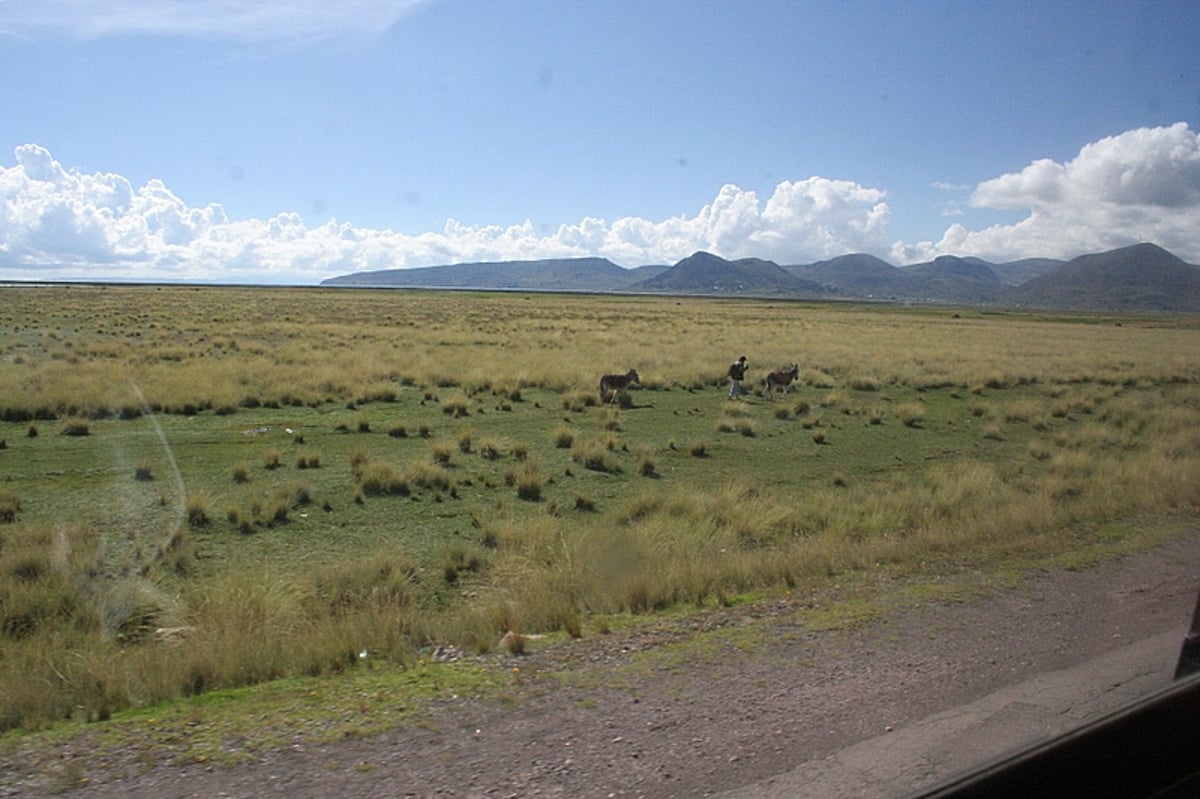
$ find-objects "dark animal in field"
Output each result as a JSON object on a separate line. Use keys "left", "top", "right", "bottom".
{"left": 764, "top": 364, "right": 800, "bottom": 399}
{"left": 599, "top": 369, "right": 640, "bottom": 403}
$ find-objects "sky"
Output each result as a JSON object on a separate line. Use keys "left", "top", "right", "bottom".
{"left": 1, "top": 0, "right": 1198, "bottom": 285}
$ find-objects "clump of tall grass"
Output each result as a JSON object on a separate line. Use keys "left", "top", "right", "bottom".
{"left": 0, "top": 489, "right": 20, "bottom": 523}
{"left": 560, "top": 389, "right": 597, "bottom": 412}
{"left": 356, "top": 459, "right": 411, "bottom": 497}
{"left": 571, "top": 436, "right": 622, "bottom": 473}
{"left": 635, "top": 446, "right": 658, "bottom": 477}
{"left": 896, "top": 403, "right": 925, "bottom": 427}
{"left": 250, "top": 483, "right": 312, "bottom": 527}
{"left": 232, "top": 461, "right": 250, "bottom": 483}
{"left": 717, "top": 418, "right": 754, "bottom": 437}
{"left": 598, "top": 409, "right": 622, "bottom": 431}
{"left": 804, "top": 368, "right": 836, "bottom": 388}
{"left": 406, "top": 460, "right": 453, "bottom": 492}
{"left": 478, "top": 437, "right": 504, "bottom": 460}
{"left": 430, "top": 440, "right": 455, "bottom": 466}
{"left": 387, "top": 421, "right": 408, "bottom": 438}
{"left": 311, "top": 553, "right": 420, "bottom": 612}
{"left": 552, "top": 424, "right": 574, "bottom": 448}
{"left": 967, "top": 401, "right": 993, "bottom": 419}
{"left": 436, "top": 542, "right": 488, "bottom": 584}
{"left": 441, "top": 395, "right": 470, "bottom": 417}
{"left": 185, "top": 495, "right": 211, "bottom": 527}
{"left": 506, "top": 460, "right": 545, "bottom": 501}
{"left": 60, "top": 418, "right": 90, "bottom": 436}
{"left": 849, "top": 376, "right": 880, "bottom": 391}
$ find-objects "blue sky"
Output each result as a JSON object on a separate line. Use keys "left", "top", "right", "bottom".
{"left": 1, "top": 0, "right": 1198, "bottom": 284}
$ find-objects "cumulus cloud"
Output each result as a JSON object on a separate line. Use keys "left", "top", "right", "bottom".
{"left": 0, "top": 145, "right": 896, "bottom": 283}
{"left": 897, "top": 123, "right": 1200, "bottom": 264}
{"left": 4, "top": 125, "right": 1198, "bottom": 284}
{"left": 0, "top": 0, "right": 427, "bottom": 43}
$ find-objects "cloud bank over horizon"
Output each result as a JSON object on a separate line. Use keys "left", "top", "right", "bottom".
{"left": 2, "top": 123, "right": 1198, "bottom": 284}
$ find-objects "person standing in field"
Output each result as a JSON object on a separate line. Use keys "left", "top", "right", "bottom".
{"left": 727, "top": 355, "right": 749, "bottom": 399}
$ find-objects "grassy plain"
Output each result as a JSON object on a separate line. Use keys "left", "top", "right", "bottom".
{"left": 1, "top": 285, "right": 1199, "bottom": 736}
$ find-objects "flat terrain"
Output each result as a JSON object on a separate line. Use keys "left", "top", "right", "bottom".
{"left": 5, "top": 530, "right": 1196, "bottom": 799}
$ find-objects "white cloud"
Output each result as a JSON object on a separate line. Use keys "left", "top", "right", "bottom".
{"left": 0, "top": 146, "right": 897, "bottom": 282}
{"left": 4, "top": 125, "right": 1199, "bottom": 284}
{"left": 0, "top": 0, "right": 428, "bottom": 43}
{"left": 898, "top": 123, "right": 1200, "bottom": 264}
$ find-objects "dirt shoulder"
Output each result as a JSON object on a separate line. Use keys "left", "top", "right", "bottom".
{"left": 7, "top": 531, "right": 1199, "bottom": 799}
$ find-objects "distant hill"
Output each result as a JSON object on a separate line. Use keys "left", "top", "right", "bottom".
{"left": 321, "top": 257, "right": 665, "bottom": 292}
{"left": 320, "top": 243, "right": 1199, "bottom": 313}
{"left": 628, "top": 251, "right": 827, "bottom": 296}
{"left": 1005, "top": 243, "right": 1200, "bottom": 313}
{"left": 989, "top": 257, "right": 1063, "bottom": 287}
{"left": 787, "top": 254, "right": 909, "bottom": 298}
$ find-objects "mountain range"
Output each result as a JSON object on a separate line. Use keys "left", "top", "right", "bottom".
{"left": 322, "top": 242, "right": 1200, "bottom": 313}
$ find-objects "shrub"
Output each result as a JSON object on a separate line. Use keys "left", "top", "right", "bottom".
{"left": 134, "top": 462, "right": 154, "bottom": 481}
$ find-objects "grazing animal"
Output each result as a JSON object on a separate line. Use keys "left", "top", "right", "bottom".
{"left": 599, "top": 368, "right": 640, "bottom": 403}
{"left": 764, "top": 364, "right": 800, "bottom": 399}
